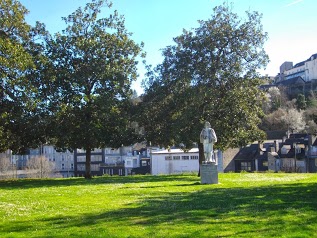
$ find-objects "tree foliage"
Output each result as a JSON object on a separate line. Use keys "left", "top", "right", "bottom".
{"left": 43, "top": 0, "right": 143, "bottom": 178}
{"left": 0, "top": 0, "right": 45, "bottom": 153}
{"left": 260, "top": 108, "right": 288, "bottom": 132}
{"left": 282, "top": 109, "right": 305, "bottom": 133}
{"left": 140, "top": 3, "right": 268, "bottom": 153}
{"left": 296, "top": 94, "right": 306, "bottom": 110}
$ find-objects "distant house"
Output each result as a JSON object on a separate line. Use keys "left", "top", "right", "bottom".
{"left": 232, "top": 134, "right": 315, "bottom": 173}
{"left": 277, "top": 134, "right": 308, "bottom": 172}
{"left": 307, "top": 135, "right": 317, "bottom": 172}
{"left": 151, "top": 148, "right": 200, "bottom": 175}
{"left": 75, "top": 148, "right": 104, "bottom": 177}
{"left": 75, "top": 146, "right": 141, "bottom": 177}
{"left": 233, "top": 142, "right": 271, "bottom": 172}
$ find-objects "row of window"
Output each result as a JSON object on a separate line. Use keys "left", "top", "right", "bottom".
{"left": 61, "top": 163, "right": 74, "bottom": 170}
{"left": 165, "top": 155, "right": 199, "bottom": 160}
{"left": 77, "top": 155, "right": 103, "bottom": 162}
{"left": 77, "top": 164, "right": 100, "bottom": 171}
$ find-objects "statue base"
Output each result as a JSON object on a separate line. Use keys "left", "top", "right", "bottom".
{"left": 200, "top": 162, "right": 218, "bottom": 184}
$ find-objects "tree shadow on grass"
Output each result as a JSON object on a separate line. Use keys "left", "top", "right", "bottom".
{"left": 2, "top": 182, "right": 317, "bottom": 237}
{"left": 0, "top": 174, "right": 199, "bottom": 190}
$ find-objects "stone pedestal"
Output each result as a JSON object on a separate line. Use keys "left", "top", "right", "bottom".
{"left": 200, "top": 162, "right": 218, "bottom": 184}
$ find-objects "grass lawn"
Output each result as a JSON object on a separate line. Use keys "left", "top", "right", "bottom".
{"left": 1, "top": 173, "right": 317, "bottom": 237}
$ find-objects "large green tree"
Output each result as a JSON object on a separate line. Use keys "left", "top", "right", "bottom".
{"left": 0, "top": 0, "right": 46, "bottom": 153}
{"left": 44, "top": 0, "right": 143, "bottom": 178}
{"left": 140, "top": 3, "right": 269, "bottom": 166}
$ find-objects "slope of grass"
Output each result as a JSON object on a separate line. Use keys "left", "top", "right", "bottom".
{"left": 1, "top": 173, "right": 317, "bottom": 237}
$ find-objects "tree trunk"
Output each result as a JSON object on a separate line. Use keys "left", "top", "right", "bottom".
{"left": 85, "top": 148, "right": 92, "bottom": 179}
{"left": 198, "top": 142, "right": 205, "bottom": 177}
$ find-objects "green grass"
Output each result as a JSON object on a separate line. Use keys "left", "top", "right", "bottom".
{"left": 1, "top": 173, "right": 317, "bottom": 237}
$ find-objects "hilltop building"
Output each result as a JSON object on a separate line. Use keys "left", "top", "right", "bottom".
{"left": 276, "top": 54, "right": 317, "bottom": 83}
{"left": 273, "top": 53, "right": 317, "bottom": 97}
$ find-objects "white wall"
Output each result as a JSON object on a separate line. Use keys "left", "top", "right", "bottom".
{"left": 283, "top": 55, "right": 317, "bottom": 81}
{"left": 305, "top": 57, "right": 317, "bottom": 81}
{"left": 151, "top": 149, "right": 199, "bottom": 175}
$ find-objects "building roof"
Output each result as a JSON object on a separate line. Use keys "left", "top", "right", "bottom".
{"left": 152, "top": 148, "right": 199, "bottom": 154}
{"left": 276, "top": 76, "right": 305, "bottom": 86}
{"left": 259, "top": 84, "right": 276, "bottom": 91}
{"left": 233, "top": 144, "right": 258, "bottom": 161}
{"left": 294, "top": 61, "right": 305, "bottom": 68}
{"left": 293, "top": 53, "right": 317, "bottom": 68}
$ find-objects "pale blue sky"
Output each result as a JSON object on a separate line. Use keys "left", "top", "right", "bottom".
{"left": 20, "top": 0, "right": 317, "bottom": 94}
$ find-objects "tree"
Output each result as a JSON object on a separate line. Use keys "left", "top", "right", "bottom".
{"left": 260, "top": 108, "right": 288, "bottom": 131}
{"left": 296, "top": 94, "right": 306, "bottom": 110}
{"left": 43, "top": 0, "right": 143, "bottom": 178}
{"left": 306, "top": 120, "right": 317, "bottom": 135}
{"left": 267, "top": 87, "right": 281, "bottom": 112}
{"left": 140, "top": 3, "right": 268, "bottom": 167}
{"left": 0, "top": 155, "right": 11, "bottom": 178}
{"left": 282, "top": 109, "right": 305, "bottom": 134}
{"left": 307, "top": 91, "right": 317, "bottom": 108}
{"left": 0, "top": 0, "right": 33, "bottom": 151}
{"left": 0, "top": 0, "right": 49, "bottom": 153}
{"left": 26, "top": 156, "right": 54, "bottom": 178}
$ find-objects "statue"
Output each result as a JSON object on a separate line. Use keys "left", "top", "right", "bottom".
{"left": 200, "top": 121, "right": 217, "bottom": 162}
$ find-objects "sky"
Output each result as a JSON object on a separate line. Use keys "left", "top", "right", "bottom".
{"left": 19, "top": 0, "right": 317, "bottom": 94}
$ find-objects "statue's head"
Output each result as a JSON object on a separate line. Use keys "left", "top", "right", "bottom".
{"left": 205, "top": 121, "right": 211, "bottom": 128}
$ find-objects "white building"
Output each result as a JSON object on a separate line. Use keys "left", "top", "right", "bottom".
{"left": 277, "top": 53, "right": 317, "bottom": 82}
{"left": 151, "top": 148, "right": 200, "bottom": 175}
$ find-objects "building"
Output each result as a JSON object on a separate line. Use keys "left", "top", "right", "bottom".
{"left": 74, "top": 146, "right": 148, "bottom": 177}
{"left": 277, "top": 54, "right": 317, "bottom": 83}
{"left": 9, "top": 145, "right": 75, "bottom": 178}
{"left": 273, "top": 53, "right": 317, "bottom": 97}
{"left": 232, "top": 134, "right": 316, "bottom": 173}
{"left": 151, "top": 148, "right": 200, "bottom": 175}
{"left": 75, "top": 148, "right": 104, "bottom": 177}
{"left": 150, "top": 148, "right": 223, "bottom": 175}
{"left": 101, "top": 146, "right": 139, "bottom": 176}
{"left": 306, "top": 135, "right": 317, "bottom": 172}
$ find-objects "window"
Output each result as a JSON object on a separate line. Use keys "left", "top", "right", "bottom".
{"left": 61, "top": 163, "right": 65, "bottom": 170}
{"left": 165, "top": 156, "right": 172, "bottom": 160}
{"left": 77, "top": 156, "right": 86, "bottom": 162}
{"left": 126, "top": 160, "right": 132, "bottom": 166}
{"left": 77, "top": 164, "right": 85, "bottom": 171}
{"left": 91, "top": 155, "right": 102, "bottom": 162}
{"left": 190, "top": 156, "right": 199, "bottom": 160}
{"left": 173, "top": 156, "right": 180, "bottom": 160}
{"left": 91, "top": 164, "right": 100, "bottom": 171}
{"left": 240, "top": 162, "right": 252, "bottom": 171}
{"left": 142, "top": 161, "right": 147, "bottom": 166}
{"left": 182, "top": 156, "right": 189, "bottom": 160}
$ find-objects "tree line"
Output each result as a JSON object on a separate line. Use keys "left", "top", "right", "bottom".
{"left": 261, "top": 86, "right": 317, "bottom": 135}
{"left": 1, "top": 0, "right": 269, "bottom": 178}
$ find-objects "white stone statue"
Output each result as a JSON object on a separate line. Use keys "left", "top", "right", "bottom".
{"left": 200, "top": 121, "right": 217, "bottom": 162}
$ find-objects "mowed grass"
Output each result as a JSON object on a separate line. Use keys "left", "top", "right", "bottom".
{"left": 1, "top": 173, "right": 317, "bottom": 237}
